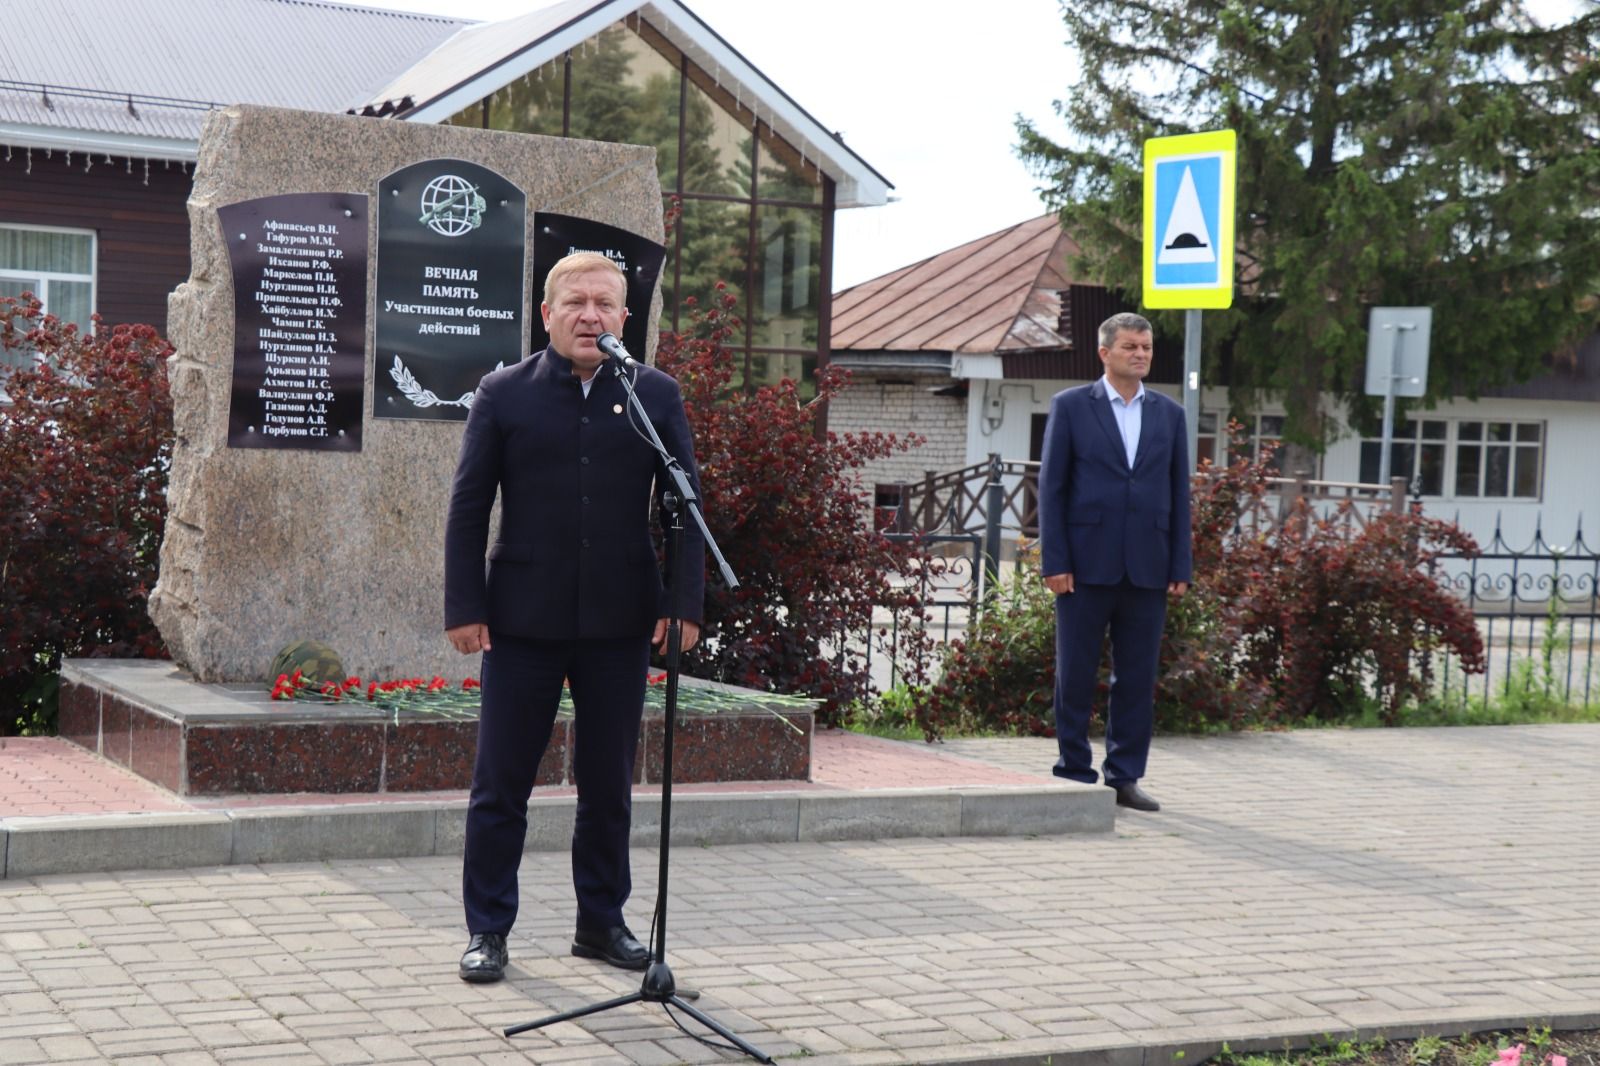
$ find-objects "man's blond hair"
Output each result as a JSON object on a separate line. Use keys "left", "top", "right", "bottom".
{"left": 543, "top": 251, "right": 627, "bottom": 305}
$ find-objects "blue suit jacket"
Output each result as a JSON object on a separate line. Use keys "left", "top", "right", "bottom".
{"left": 1038, "top": 379, "right": 1193, "bottom": 590}
{"left": 443, "top": 347, "right": 706, "bottom": 640}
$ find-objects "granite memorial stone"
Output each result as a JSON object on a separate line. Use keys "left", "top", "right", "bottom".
{"left": 149, "top": 103, "right": 664, "bottom": 682}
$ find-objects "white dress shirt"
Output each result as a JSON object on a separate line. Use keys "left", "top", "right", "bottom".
{"left": 1101, "top": 374, "right": 1145, "bottom": 469}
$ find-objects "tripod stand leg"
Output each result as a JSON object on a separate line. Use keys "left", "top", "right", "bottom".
{"left": 668, "top": 995, "right": 775, "bottom": 1064}
{"left": 503, "top": 991, "right": 642, "bottom": 1037}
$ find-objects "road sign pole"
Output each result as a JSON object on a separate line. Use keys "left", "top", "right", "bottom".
{"left": 1377, "top": 322, "right": 1417, "bottom": 485}
{"left": 1144, "top": 129, "right": 1233, "bottom": 472}
{"left": 1184, "top": 308, "right": 1201, "bottom": 472}
{"left": 1365, "top": 308, "right": 1431, "bottom": 490}
{"left": 1378, "top": 324, "right": 1398, "bottom": 485}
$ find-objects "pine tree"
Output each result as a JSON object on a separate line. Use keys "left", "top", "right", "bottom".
{"left": 1018, "top": 0, "right": 1600, "bottom": 459}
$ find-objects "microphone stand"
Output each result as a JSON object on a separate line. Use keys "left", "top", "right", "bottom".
{"left": 504, "top": 352, "right": 767, "bottom": 1064}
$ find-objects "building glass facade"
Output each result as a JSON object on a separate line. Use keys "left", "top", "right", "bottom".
{"left": 445, "top": 18, "right": 831, "bottom": 395}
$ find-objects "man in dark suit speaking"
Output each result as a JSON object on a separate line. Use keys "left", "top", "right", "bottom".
{"left": 444, "top": 250, "right": 704, "bottom": 983}
{"left": 1038, "top": 312, "right": 1191, "bottom": 812}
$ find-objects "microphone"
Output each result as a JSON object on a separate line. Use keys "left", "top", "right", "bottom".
{"left": 596, "top": 332, "right": 638, "bottom": 368}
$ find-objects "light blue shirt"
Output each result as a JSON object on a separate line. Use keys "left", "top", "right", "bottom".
{"left": 1101, "top": 374, "right": 1145, "bottom": 468}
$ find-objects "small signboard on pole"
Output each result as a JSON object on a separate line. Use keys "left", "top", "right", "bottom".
{"left": 1142, "top": 128, "right": 1237, "bottom": 471}
{"left": 1364, "top": 306, "right": 1433, "bottom": 486}
{"left": 1142, "top": 129, "right": 1237, "bottom": 311}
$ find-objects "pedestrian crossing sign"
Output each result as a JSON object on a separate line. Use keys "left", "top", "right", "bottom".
{"left": 1142, "top": 129, "right": 1236, "bottom": 309}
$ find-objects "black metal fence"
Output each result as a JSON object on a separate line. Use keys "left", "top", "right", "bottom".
{"left": 854, "top": 531, "right": 984, "bottom": 692}
{"left": 1431, "top": 519, "right": 1600, "bottom": 709}
{"left": 883, "top": 454, "right": 1411, "bottom": 542}
{"left": 885, "top": 455, "right": 1041, "bottom": 540}
{"left": 862, "top": 458, "right": 1600, "bottom": 712}
{"left": 860, "top": 458, "right": 1410, "bottom": 696}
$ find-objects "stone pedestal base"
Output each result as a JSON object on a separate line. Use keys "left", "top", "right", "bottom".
{"left": 59, "top": 660, "right": 811, "bottom": 796}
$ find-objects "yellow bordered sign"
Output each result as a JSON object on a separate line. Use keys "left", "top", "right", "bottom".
{"left": 1142, "top": 129, "right": 1236, "bottom": 309}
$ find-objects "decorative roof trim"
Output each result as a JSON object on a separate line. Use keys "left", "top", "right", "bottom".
{"left": 389, "top": 0, "right": 890, "bottom": 208}
{"left": 829, "top": 351, "right": 954, "bottom": 372}
{"left": 0, "top": 122, "right": 196, "bottom": 162}
{"left": 397, "top": 1, "right": 620, "bottom": 126}
{"left": 646, "top": 0, "right": 890, "bottom": 206}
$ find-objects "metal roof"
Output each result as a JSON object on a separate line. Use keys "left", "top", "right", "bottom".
{"left": 1481, "top": 328, "right": 1600, "bottom": 403}
{"left": 1, "top": 0, "right": 466, "bottom": 160}
{"left": 362, "top": 0, "right": 598, "bottom": 109}
{"left": 361, "top": 0, "right": 893, "bottom": 208}
{"left": 831, "top": 215, "right": 1078, "bottom": 354}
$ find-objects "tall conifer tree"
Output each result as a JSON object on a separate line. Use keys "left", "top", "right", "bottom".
{"left": 1018, "top": 1, "right": 1600, "bottom": 460}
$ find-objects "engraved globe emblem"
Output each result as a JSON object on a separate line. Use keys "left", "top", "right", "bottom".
{"left": 418, "top": 175, "right": 486, "bottom": 237}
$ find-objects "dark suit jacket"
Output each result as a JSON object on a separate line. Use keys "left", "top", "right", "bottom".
{"left": 1038, "top": 379, "right": 1193, "bottom": 590}
{"left": 444, "top": 347, "right": 706, "bottom": 640}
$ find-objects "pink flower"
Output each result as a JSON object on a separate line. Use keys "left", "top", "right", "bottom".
{"left": 1497, "top": 1045, "right": 1524, "bottom": 1066}
{"left": 1547, "top": 1056, "right": 1566, "bottom": 1066}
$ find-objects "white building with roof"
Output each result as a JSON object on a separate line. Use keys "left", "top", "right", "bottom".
{"left": 830, "top": 216, "right": 1600, "bottom": 553}
{"left": 2, "top": 0, "right": 890, "bottom": 394}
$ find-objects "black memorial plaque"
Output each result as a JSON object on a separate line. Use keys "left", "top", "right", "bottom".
{"left": 374, "top": 159, "right": 526, "bottom": 422}
{"left": 220, "top": 193, "right": 368, "bottom": 451}
{"left": 532, "top": 213, "right": 666, "bottom": 361}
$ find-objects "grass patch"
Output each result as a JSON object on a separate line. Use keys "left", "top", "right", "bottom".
{"left": 1202, "top": 1026, "right": 1596, "bottom": 1066}
{"left": 841, "top": 685, "right": 927, "bottom": 741}
{"left": 1394, "top": 696, "right": 1600, "bottom": 728}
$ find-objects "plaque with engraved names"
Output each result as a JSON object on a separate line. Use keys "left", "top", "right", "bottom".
{"left": 374, "top": 159, "right": 526, "bottom": 422}
{"left": 220, "top": 193, "right": 368, "bottom": 451}
{"left": 531, "top": 213, "right": 665, "bottom": 362}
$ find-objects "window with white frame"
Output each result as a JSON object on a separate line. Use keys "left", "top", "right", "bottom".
{"left": 1248, "top": 414, "right": 1288, "bottom": 472}
{"left": 1196, "top": 411, "right": 1220, "bottom": 466}
{"left": 1, "top": 223, "right": 97, "bottom": 369}
{"left": 1359, "top": 418, "right": 1542, "bottom": 500}
{"left": 1359, "top": 417, "right": 1448, "bottom": 494}
{"left": 1197, "top": 411, "right": 1303, "bottom": 474}
{"left": 1454, "top": 420, "right": 1543, "bottom": 499}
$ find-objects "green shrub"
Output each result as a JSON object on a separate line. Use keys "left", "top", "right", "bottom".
{"left": 910, "top": 559, "right": 1059, "bottom": 740}
{"left": 907, "top": 426, "right": 1487, "bottom": 739}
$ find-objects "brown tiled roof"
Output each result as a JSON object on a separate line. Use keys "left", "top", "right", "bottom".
{"left": 831, "top": 214, "right": 1078, "bottom": 354}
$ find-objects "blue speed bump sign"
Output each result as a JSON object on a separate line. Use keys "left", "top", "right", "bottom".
{"left": 1143, "top": 129, "right": 1236, "bottom": 309}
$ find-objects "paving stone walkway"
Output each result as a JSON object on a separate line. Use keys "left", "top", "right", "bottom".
{"left": 2, "top": 723, "right": 1598, "bottom": 1065}
{"left": 0, "top": 738, "right": 191, "bottom": 818}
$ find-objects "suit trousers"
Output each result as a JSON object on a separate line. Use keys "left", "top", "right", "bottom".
{"left": 463, "top": 633, "right": 651, "bottom": 936}
{"left": 1052, "top": 579, "right": 1167, "bottom": 786}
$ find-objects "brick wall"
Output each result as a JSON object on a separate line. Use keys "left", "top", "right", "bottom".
{"left": 829, "top": 369, "right": 969, "bottom": 502}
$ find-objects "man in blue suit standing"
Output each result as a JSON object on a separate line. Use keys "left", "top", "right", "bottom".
{"left": 1038, "top": 312, "right": 1191, "bottom": 812}
{"left": 444, "top": 251, "right": 705, "bottom": 982}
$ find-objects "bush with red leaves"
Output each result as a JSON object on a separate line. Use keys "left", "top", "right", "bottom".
{"left": 909, "top": 425, "right": 1486, "bottom": 739}
{"left": 655, "top": 285, "right": 931, "bottom": 721}
{"left": 1, "top": 295, "right": 173, "bottom": 734}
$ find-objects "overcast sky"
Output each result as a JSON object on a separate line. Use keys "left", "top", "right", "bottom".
{"left": 356, "top": 0, "right": 1586, "bottom": 292}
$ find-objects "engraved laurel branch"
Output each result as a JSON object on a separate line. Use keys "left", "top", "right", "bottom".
{"left": 389, "top": 355, "right": 504, "bottom": 409}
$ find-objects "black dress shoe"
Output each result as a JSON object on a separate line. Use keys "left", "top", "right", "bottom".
{"left": 572, "top": 924, "right": 650, "bottom": 971}
{"left": 459, "top": 932, "right": 508, "bottom": 983}
{"left": 1111, "top": 782, "right": 1160, "bottom": 812}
